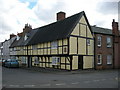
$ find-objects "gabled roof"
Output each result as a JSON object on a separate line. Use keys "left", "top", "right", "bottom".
{"left": 10, "top": 11, "right": 92, "bottom": 47}
{"left": 10, "top": 30, "right": 37, "bottom": 47}
{"left": 27, "top": 11, "right": 91, "bottom": 45}
{"left": 91, "top": 26, "right": 112, "bottom": 35}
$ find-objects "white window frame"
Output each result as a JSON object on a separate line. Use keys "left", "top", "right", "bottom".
{"left": 51, "top": 41, "right": 58, "bottom": 49}
{"left": 97, "top": 36, "right": 102, "bottom": 47}
{"left": 33, "top": 45, "right": 37, "bottom": 50}
{"left": 97, "top": 54, "right": 102, "bottom": 65}
{"left": 17, "top": 35, "right": 20, "bottom": 41}
{"left": 24, "top": 34, "right": 28, "bottom": 41}
{"left": 107, "top": 55, "right": 112, "bottom": 64}
{"left": 34, "top": 57, "right": 39, "bottom": 64}
{"left": 107, "top": 37, "right": 112, "bottom": 48}
{"left": 51, "top": 57, "right": 60, "bottom": 65}
{"left": 87, "top": 39, "right": 90, "bottom": 46}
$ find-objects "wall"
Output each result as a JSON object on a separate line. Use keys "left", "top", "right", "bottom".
{"left": 69, "top": 15, "right": 94, "bottom": 70}
{"left": 95, "top": 34, "right": 113, "bottom": 69}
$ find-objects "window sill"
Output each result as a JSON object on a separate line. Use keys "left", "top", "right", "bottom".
{"left": 97, "top": 64, "right": 102, "bottom": 65}
{"left": 107, "top": 64, "right": 112, "bottom": 65}
{"left": 97, "top": 45, "right": 101, "bottom": 47}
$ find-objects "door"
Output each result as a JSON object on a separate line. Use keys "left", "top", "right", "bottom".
{"left": 78, "top": 56, "right": 83, "bottom": 69}
{"left": 28, "top": 57, "right": 32, "bottom": 68}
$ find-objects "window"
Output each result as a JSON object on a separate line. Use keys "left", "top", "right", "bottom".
{"left": 107, "top": 55, "right": 112, "bottom": 64}
{"left": 51, "top": 41, "right": 58, "bottom": 49}
{"left": 34, "top": 57, "right": 39, "bottom": 64}
{"left": 33, "top": 45, "right": 37, "bottom": 50}
{"left": 87, "top": 39, "right": 90, "bottom": 46}
{"left": 97, "top": 54, "right": 102, "bottom": 65}
{"left": 52, "top": 57, "right": 60, "bottom": 65}
{"left": 17, "top": 35, "right": 20, "bottom": 41}
{"left": 107, "top": 37, "right": 112, "bottom": 47}
{"left": 24, "top": 34, "right": 28, "bottom": 41}
{"left": 97, "top": 36, "right": 102, "bottom": 47}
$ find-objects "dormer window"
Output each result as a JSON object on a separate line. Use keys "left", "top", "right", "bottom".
{"left": 17, "top": 35, "right": 20, "bottom": 41}
{"left": 24, "top": 34, "right": 28, "bottom": 41}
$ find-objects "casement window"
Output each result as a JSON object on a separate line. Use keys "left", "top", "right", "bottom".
{"left": 97, "top": 54, "right": 102, "bottom": 65}
{"left": 87, "top": 39, "right": 90, "bottom": 46}
{"left": 51, "top": 41, "right": 58, "bottom": 49}
{"left": 107, "top": 37, "right": 112, "bottom": 47}
{"left": 24, "top": 34, "right": 28, "bottom": 41}
{"left": 97, "top": 36, "right": 102, "bottom": 47}
{"left": 33, "top": 45, "right": 37, "bottom": 50}
{"left": 107, "top": 55, "right": 112, "bottom": 64}
{"left": 17, "top": 35, "right": 20, "bottom": 41}
{"left": 52, "top": 57, "right": 60, "bottom": 65}
{"left": 34, "top": 57, "right": 39, "bottom": 64}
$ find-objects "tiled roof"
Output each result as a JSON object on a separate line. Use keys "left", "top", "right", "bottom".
{"left": 27, "top": 11, "right": 89, "bottom": 45}
{"left": 10, "top": 11, "right": 91, "bottom": 47}
{"left": 91, "top": 26, "right": 112, "bottom": 35}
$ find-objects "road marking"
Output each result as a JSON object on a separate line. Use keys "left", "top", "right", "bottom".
{"left": 115, "top": 77, "right": 118, "bottom": 81}
{"left": 9, "top": 85, "right": 20, "bottom": 87}
{"left": 93, "top": 80, "right": 100, "bottom": 82}
{"left": 24, "top": 85, "right": 35, "bottom": 87}
{"left": 40, "top": 84, "right": 51, "bottom": 86}
{"left": 71, "top": 82, "right": 79, "bottom": 84}
{"left": 56, "top": 83, "right": 66, "bottom": 86}
{"left": 84, "top": 81, "right": 91, "bottom": 83}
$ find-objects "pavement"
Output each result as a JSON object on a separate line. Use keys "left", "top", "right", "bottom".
{"left": 2, "top": 66, "right": 120, "bottom": 88}
{"left": 20, "top": 66, "right": 120, "bottom": 75}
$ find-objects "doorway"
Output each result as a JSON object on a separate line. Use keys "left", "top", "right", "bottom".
{"left": 78, "top": 56, "right": 83, "bottom": 69}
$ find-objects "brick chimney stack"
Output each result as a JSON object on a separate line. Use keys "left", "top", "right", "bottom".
{"left": 10, "top": 34, "right": 16, "bottom": 39}
{"left": 112, "top": 19, "right": 119, "bottom": 36}
{"left": 23, "top": 23, "right": 32, "bottom": 34}
{"left": 112, "top": 19, "right": 120, "bottom": 69}
{"left": 57, "top": 11, "right": 66, "bottom": 21}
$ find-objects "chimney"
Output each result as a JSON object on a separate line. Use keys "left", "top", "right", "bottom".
{"left": 10, "top": 34, "right": 16, "bottom": 39}
{"left": 23, "top": 23, "right": 32, "bottom": 33}
{"left": 112, "top": 19, "right": 119, "bottom": 36}
{"left": 57, "top": 11, "right": 66, "bottom": 21}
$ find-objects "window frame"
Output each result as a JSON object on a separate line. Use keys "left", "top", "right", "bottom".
{"left": 87, "top": 39, "right": 90, "bottom": 46}
{"left": 107, "top": 55, "right": 112, "bottom": 65}
{"left": 97, "top": 36, "right": 102, "bottom": 47}
{"left": 51, "top": 41, "right": 58, "bottom": 49}
{"left": 51, "top": 57, "right": 60, "bottom": 65}
{"left": 106, "top": 37, "right": 112, "bottom": 48}
{"left": 97, "top": 54, "right": 102, "bottom": 65}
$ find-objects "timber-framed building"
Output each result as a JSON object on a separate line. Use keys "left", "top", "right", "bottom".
{"left": 10, "top": 11, "right": 94, "bottom": 70}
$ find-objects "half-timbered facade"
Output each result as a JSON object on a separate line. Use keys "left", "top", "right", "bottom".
{"left": 10, "top": 11, "right": 94, "bottom": 70}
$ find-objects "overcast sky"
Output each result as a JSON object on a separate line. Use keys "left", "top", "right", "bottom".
{"left": 0, "top": 0, "right": 119, "bottom": 42}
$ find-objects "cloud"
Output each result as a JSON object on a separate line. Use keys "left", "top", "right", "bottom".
{"left": 96, "top": 2, "right": 118, "bottom": 15}
{"left": 0, "top": 0, "right": 43, "bottom": 42}
{"left": 33, "top": 0, "right": 67, "bottom": 23}
{"left": 0, "top": 0, "right": 119, "bottom": 42}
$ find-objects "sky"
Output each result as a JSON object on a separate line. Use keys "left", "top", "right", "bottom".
{"left": 0, "top": 0, "right": 119, "bottom": 42}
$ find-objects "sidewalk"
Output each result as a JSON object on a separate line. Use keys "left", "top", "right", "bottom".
{"left": 19, "top": 66, "right": 117, "bottom": 74}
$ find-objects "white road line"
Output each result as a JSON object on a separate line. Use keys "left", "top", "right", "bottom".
{"left": 9, "top": 85, "right": 20, "bottom": 87}
{"left": 93, "top": 80, "right": 100, "bottom": 82}
{"left": 56, "top": 83, "right": 66, "bottom": 86}
{"left": 115, "top": 77, "right": 118, "bottom": 80}
{"left": 71, "top": 82, "right": 79, "bottom": 84}
{"left": 24, "top": 85, "right": 35, "bottom": 87}
{"left": 40, "top": 84, "right": 51, "bottom": 86}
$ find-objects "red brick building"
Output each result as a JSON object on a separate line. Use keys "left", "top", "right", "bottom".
{"left": 91, "top": 19, "right": 120, "bottom": 69}
{"left": 92, "top": 26, "right": 113, "bottom": 69}
{"left": 112, "top": 19, "right": 120, "bottom": 69}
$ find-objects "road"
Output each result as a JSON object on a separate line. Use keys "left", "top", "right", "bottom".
{"left": 2, "top": 67, "right": 119, "bottom": 88}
